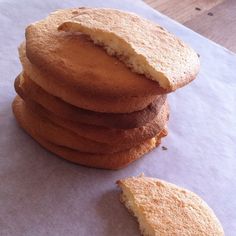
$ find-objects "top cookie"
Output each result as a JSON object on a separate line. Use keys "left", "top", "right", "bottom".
{"left": 25, "top": 8, "right": 166, "bottom": 98}
{"left": 58, "top": 8, "right": 200, "bottom": 91}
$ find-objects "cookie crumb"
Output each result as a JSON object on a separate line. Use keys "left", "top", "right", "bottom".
{"left": 195, "top": 7, "right": 201, "bottom": 11}
{"left": 207, "top": 12, "right": 214, "bottom": 16}
{"left": 162, "top": 146, "right": 168, "bottom": 151}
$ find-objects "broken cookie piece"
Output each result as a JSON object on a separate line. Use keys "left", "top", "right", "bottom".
{"left": 117, "top": 175, "right": 224, "bottom": 236}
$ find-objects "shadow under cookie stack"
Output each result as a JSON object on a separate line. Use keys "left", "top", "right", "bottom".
{"left": 13, "top": 8, "right": 199, "bottom": 169}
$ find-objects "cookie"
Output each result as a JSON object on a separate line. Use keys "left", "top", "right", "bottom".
{"left": 22, "top": 134, "right": 163, "bottom": 170}
{"left": 59, "top": 8, "right": 200, "bottom": 91}
{"left": 12, "top": 97, "right": 166, "bottom": 170}
{"left": 12, "top": 96, "right": 167, "bottom": 153}
{"left": 25, "top": 8, "right": 166, "bottom": 99}
{"left": 15, "top": 74, "right": 167, "bottom": 129}
{"left": 117, "top": 175, "right": 224, "bottom": 235}
{"left": 20, "top": 44, "right": 158, "bottom": 113}
{"left": 20, "top": 93, "right": 169, "bottom": 145}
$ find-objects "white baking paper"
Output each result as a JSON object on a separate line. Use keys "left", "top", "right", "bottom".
{"left": 0, "top": 0, "right": 236, "bottom": 235}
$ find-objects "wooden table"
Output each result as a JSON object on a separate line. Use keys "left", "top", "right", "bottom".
{"left": 144, "top": 0, "right": 236, "bottom": 53}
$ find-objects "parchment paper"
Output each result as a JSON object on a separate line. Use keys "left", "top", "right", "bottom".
{"left": 0, "top": 0, "right": 236, "bottom": 235}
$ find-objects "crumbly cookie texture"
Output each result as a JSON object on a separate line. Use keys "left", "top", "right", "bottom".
{"left": 58, "top": 8, "right": 200, "bottom": 91}
{"left": 117, "top": 175, "right": 224, "bottom": 236}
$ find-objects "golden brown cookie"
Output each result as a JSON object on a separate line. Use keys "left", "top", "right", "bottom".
{"left": 12, "top": 96, "right": 167, "bottom": 153}
{"left": 20, "top": 44, "right": 158, "bottom": 113}
{"left": 22, "top": 133, "right": 163, "bottom": 170}
{"left": 25, "top": 8, "right": 166, "bottom": 99}
{"left": 15, "top": 74, "right": 167, "bottom": 129}
{"left": 117, "top": 175, "right": 224, "bottom": 235}
{"left": 19, "top": 92, "right": 169, "bottom": 145}
{"left": 12, "top": 97, "right": 167, "bottom": 170}
{"left": 58, "top": 8, "right": 200, "bottom": 91}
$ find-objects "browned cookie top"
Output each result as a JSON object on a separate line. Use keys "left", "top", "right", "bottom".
{"left": 25, "top": 8, "right": 166, "bottom": 98}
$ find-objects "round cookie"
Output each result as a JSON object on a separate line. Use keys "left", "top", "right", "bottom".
{"left": 15, "top": 74, "right": 167, "bottom": 129}
{"left": 25, "top": 8, "right": 166, "bottom": 98}
{"left": 117, "top": 176, "right": 224, "bottom": 235}
{"left": 58, "top": 8, "right": 200, "bottom": 91}
{"left": 19, "top": 44, "right": 159, "bottom": 113}
{"left": 22, "top": 133, "right": 163, "bottom": 170}
{"left": 13, "top": 96, "right": 167, "bottom": 153}
{"left": 20, "top": 93, "right": 169, "bottom": 145}
{"left": 12, "top": 97, "right": 166, "bottom": 170}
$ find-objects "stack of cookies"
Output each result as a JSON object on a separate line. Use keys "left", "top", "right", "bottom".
{"left": 12, "top": 8, "right": 199, "bottom": 169}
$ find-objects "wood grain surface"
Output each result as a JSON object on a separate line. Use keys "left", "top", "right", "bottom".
{"left": 144, "top": 0, "right": 236, "bottom": 52}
